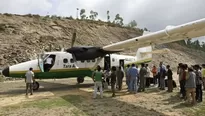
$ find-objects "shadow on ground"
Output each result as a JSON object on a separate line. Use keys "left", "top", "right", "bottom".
{"left": 61, "top": 94, "right": 168, "bottom": 116}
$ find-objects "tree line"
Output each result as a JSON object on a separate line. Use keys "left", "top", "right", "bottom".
{"left": 78, "top": 8, "right": 137, "bottom": 28}
{"left": 177, "top": 39, "right": 205, "bottom": 52}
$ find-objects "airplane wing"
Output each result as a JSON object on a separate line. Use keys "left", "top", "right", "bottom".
{"left": 103, "top": 18, "right": 205, "bottom": 51}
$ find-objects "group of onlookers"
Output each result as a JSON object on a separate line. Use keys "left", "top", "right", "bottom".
{"left": 151, "top": 62, "right": 174, "bottom": 92}
{"left": 178, "top": 63, "right": 205, "bottom": 105}
{"left": 92, "top": 61, "right": 173, "bottom": 98}
{"left": 91, "top": 62, "right": 205, "bottom": 106}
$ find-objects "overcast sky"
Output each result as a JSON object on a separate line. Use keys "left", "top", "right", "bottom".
{"left": 0, "top": 0, "right": 204, "bottom": 42}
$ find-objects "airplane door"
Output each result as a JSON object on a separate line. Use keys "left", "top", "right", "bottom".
{"left": 38, "top": 54, "right": 44, "bottom": 72}
{"left": 119, "top": 59, "right": 124, "bottom": 70}
{"left": 104, "top": 55, "right": 111, "bottom": 70}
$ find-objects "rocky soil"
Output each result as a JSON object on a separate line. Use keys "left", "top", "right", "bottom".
{"left": 0, "top": 14, "right": 204, "bottom": 69}
{"left": 0, "top": 14, "right": 141, "bottom": 67}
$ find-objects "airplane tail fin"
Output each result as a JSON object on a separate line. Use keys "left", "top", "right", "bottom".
{"left": 136, "top": 46, "right": 152, "bottom": 63}
{"left": 135, "top": 31, "right": 171, "bottom": 63}
{"left": 135, "top": 31, "right": 152, "bottom": 62}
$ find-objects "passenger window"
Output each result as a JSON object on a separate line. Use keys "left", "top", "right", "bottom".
{"left": 87, "top": 60, "right": 90, "bottom": 63}
{"left": 112, "top": 58, "right": 115, "bottom": 62}
{"left": 63, "top": 58, "right": 68, "bottom": 63}
{"left": 70, "top": 59, "right": 74, "bottom": 63}
{"left": 81, "top": 60, "right": 85, "bottom": 63}
{"left": 92, "top": 59, "right": 95, "bottom": 62}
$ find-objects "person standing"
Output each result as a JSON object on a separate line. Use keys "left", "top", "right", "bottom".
{"left": 110, "top": 66, "right": 117, "bottom": 97}
{"left": 166, "top": 65, "right": 173, "bottom": 92}
{"left": 138, "top": 63, "right": 147, "bottom": 92}
{"left": 125, "top": 65, "right": 131, "bottom": 89}
{"left": 177, "top": 63, "right": 183, "bottom": 97}
{"left": 128, "top": 64, "right": 138, "bottom": 93}
{"left": 116, "top": 67, "right": 124, "bottom": 91}
{"left": 201, "top": 64, "right": 205, "bottom": 90}
{"left": 194, "top": 65, "right": 203, "bottom": 102}
{"left": 185, "top": 67, "right": 196, "bottom": 105}
{"left": 180, "top": 64, "right": 188, "bottom": 99}
{"left": 145, "top": 64, "right": 151, "bottom": 87}
{"left": 152, "top": 65, "right": 157, "bottom": 85}
{"left": 92, "top": 65, "right": 104, "bottom": 99}
{"left": 159, "top": 62, "right": 166, "bottom": 90}
{"left": 25, "top": 68, "right": 35, "bottom": 95}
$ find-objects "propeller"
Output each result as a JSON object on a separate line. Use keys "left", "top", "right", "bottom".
{"left": 70, "top": 29, "right": 79, "bottom": 69}
{"left": 71, "top": 29, "right": 77, "bottom": 48}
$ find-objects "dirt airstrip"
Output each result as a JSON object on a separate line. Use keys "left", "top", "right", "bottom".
{"left": 0, "top": 77, "right": 204, "bottom": 116}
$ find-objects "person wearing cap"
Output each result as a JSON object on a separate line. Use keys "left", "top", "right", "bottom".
{"left": 25, "top": 68, "right": 35, "bottom": 95}
{"left": 202, "top": 64, "right": 205, "bottom": 90}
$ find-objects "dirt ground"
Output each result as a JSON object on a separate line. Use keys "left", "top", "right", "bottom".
{"left": 0, "top": 76, "right": 204, "bottom": 116}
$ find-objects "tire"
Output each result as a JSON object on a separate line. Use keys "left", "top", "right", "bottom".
{"left": 77, "top": 76, "right": 84, "bottom": 84}
{"left": 33, "top": 81, "right": 40, "bottom": 90}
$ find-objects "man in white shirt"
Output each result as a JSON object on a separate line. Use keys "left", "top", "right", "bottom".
{"left": 25, "top": 68, "right": 35, "bottom": 95}
{"left": 44, "top": 57, "right": 53, "bottom": 72}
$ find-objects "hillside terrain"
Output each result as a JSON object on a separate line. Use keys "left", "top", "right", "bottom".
{"left": 0, "top": 14, "right": 204, "bottom": 69}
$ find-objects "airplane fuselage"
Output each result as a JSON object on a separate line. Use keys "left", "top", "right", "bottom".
{"left": 2, "top": 51, "right": 152, "bottom": 79}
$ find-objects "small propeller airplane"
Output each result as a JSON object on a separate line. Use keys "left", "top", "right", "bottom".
{"left": 2, "top": 18, "right": 205, "bottom": 90}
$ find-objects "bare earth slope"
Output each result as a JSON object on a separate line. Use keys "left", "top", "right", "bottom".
{"left": 0, "top": 14, "right": 141, "bottom": 67}
{"left": 151, "top": 43, "right": 205, "bottom": 71}
{"left": 0, "top": 14, "right": 204, "bottom": 68}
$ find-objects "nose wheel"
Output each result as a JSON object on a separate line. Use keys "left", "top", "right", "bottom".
{"left": 33, "top": 81, "right": 40, "bottom": 90}
{"left": 77, "top": 76, "right": 84, "bottom": 84}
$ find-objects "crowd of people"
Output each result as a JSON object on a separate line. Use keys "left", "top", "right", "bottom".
{"left": 24, "top": 61, "right": 205, "bottom": 106}
{"left": 91, "top": 62, "right": 174, "bottom": 97}
{"left": 91, "top": 62, "right": 205, "bottom": 106}
{"left": 177, "top": 63, "right": 205, "bottom": 105}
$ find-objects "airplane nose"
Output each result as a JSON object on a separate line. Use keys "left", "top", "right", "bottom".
{"left": 2, "top": 67, "right": 9, "bottom": 77}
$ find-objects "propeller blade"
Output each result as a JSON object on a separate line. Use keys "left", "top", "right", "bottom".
{"left": 71, "top": 29, "right": 77, "bottom": 48}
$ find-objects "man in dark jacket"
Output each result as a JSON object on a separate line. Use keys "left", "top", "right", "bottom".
{"left": 194, "top": 65, "right": 203, "bottom": 102}
{"left": 116, "top": 67, "right": 124, "bottom": 91}
{"left": 138, "top": 63, "right": 147, "bottom": 92}
{"left": 166, "top": 65, "right": 173, "bottom": 92}
{"left": 110, "top": 66, "right": 117, "bottom": 97}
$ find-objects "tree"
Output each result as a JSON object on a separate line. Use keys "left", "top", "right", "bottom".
{"left": 144, "top": 28, "right": 148, "bottom": 31}
{"left": 80, "top": 9, "right": 86, "bottom": 19}
{"left": 107, "top": 10, "right": 110, "bottom": 22}
{"left": 113, "top": 14, "right": 123, "bottom": 26}
{"left": 202, "top": 42, "right": 205, "bottom": 51}
{"left": 128, "top": 20, "right": 137, "bottom": 27}
{"left": 186, "top": 39, "right": 192, "bottom": 47}
{"left": 89, "top": 10, "right": 98, "bottom": 20}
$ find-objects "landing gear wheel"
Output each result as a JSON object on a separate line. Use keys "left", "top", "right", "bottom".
{"left": 33, "top": 81, "right": 40, "bottom": 90}
{"left": 77, "top": 76, "right": 84, "bottom": 84}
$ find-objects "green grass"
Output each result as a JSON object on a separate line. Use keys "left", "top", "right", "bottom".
{"left": 186, "top": 103, "right": 205, "bottom": 116}
{"left": 0, "top": 75, "right": 5, "bottom": 82}
{"left": 0, "top": 95, "right": 88, "bottom": 116}
{"left": 1, "top": 95, "right": 84, "bottom": 110}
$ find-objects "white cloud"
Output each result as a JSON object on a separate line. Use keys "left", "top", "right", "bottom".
{"left": 0, "top": 0, "right": 52, "bottom": 15}
{"left": 0, "top": 0, "right": 204, "bottom": 42}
